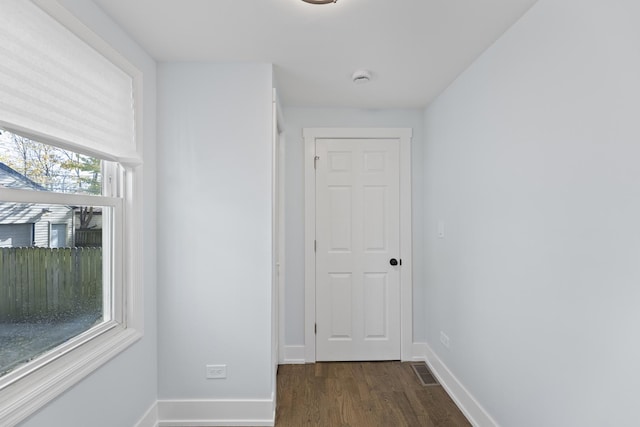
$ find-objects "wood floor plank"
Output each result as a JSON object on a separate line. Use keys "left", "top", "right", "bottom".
{"left": 275, "top": 362, "right": 471, "bottom": 427}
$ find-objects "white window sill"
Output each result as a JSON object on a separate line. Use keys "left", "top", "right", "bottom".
{"left": 0, "top": 326, "right": 141, "bottom": 426}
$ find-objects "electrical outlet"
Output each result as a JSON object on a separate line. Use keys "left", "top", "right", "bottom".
{"left": 206, "top": 364, "right": 227, "bottom": 379}
{"left": 440, "top": 331, "right": 450, "bottom": 349}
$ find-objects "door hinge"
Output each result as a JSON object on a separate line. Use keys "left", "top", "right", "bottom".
{"left": 314, "top": 240, "right": 317, "bottom": 252}
{"left": 399, "top": 258, "right": 402, "bottom": 266}
{"left": 315, "top": 323, "right": 317, "bottom": 334}
{"left": 314, "top": 155, "right": 319, "bottom": 169}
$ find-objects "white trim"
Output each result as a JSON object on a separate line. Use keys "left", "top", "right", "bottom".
{"left": 135, "top": 401, "right": 159, "bottom": 427}
{"left": 303, "top": 129, "right": 317, "bottom": 363}
{"left": 282, "top": 345, "right": 306, "bottom": 364}
{"left": 276, "top": 94, "right": 286, "bottom": 365}
{"left": 0, "top": 328, "right": 140, "bottom": 426}
{"left": 277, "top": 134, "right": 287, "bottom": 365}
{"left": 157, "top": 398, "right": 275, "bottom": 427}
{"left": 0, "top": 187, "right": 121, "bottom": 207}
{"left": 412, "top": 344, "right": 498, "bottom": 427}
{"left": 271, "top": 89, "right": 278, "bottom": 400}
{"left": 303, "top": 127, "right": 413, "bottom": 362}
{"left": 304, "top": 128, "right": 412, "bottom": 139}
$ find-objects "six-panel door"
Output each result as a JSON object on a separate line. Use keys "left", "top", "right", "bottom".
{"left": 315, "top": 138, "right": 401, "bottom": 361}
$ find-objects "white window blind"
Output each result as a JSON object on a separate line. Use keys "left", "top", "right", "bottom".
{"left": 0, "top": 0, "right": 136, "bottom": 161}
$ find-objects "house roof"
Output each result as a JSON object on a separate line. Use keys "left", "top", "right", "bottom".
{"left": 0, "top": 163, "right": 76, "bottom": 228}
{"left": 0, "top": 162, "right": 47, "bottom": 191}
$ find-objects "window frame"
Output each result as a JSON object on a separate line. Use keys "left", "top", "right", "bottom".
{"left": 0, "top": 164, "right": 142, "bottom": 426}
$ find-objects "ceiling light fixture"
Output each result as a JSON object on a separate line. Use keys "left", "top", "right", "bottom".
{"left": 301, "top": 0, "right": 337, "bottom": 4}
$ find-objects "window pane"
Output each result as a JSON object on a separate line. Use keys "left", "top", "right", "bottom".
{"left": 0, "top": 129, "right": 102, "bottom": 195}
{"left": 0, "top": 203, "right": 108, "bottom": 377}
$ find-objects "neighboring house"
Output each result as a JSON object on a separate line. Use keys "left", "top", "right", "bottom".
{"left": 0, "top": 162, "right": 74, "bottom": 248}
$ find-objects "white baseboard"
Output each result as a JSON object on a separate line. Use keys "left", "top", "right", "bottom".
{"left": 413, "top": 343, "right": 498, "bottom": 427}
{"left": 281, "top": 345, "right": 306, "bottom": 364}
{"left": 284, "top": 343, "right": 424, "bottom": 364}
{"left": 136, "top": 344, "right": 492, "bottom": 427}
{"left": 156, "top": 398, "right": 275, "bottom": 426}
{"left": 284, "top": 341, "right": 422, "bottom": 364}
{"left": 134, "top": 401, "right": 158, "bottom": 427}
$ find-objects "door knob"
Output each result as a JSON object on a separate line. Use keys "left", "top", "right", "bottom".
{"left": 390, "top": 258, "right": 398, "bottom": 266}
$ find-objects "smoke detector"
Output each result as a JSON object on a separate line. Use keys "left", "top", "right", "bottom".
{"left": 352, "top": 69, "right": 372, "bottom": 84}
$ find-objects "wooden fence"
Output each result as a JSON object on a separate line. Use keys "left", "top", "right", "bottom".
{"left": 0, "top": 247, "right": 102, "bottom": 322}
{"left": 75, "top": 229, "right": 102, "bottom": 247}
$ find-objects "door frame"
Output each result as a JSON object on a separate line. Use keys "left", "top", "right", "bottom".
{"left": 272, "top": 89, "right": 285, "bottom": 384}
{"left": 303, "top": 127, "right": 413, "bottom": 362}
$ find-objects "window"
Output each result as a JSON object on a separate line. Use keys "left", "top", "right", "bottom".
{"left": 0, "top": 1, "right": 143, "bottom": 423}
{"left": 49, "top": 224, "right": 67, "bottom": 248}
{"left": 0, "top": 224, "right": 33, "bottom": 247}
{"left": 0, "top": 132, "right": 140, "bottom": 425}
{"left": 0, "top": 132, "right": 120, "bottom": 377}
{"left": 0, "top": 130, "right": 140, "bottom": 424}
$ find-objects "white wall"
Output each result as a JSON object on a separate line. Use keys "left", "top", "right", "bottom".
{"left": 282, "top": 107, "right": 426, "bottom": 346}
{"left": 422, "top": 0, "right": 640, "bottom": 425}
{"left": 157, "top": 63, "right": 274, "bottom": 400}
{"left": 19, "top": 0, "right": 158, "bottom": 426}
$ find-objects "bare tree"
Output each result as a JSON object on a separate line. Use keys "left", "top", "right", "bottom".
{"left": 1, "top": 131, "right": 101, "bottom": 195}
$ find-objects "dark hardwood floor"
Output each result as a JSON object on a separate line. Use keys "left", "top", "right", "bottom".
{"left": 275, "top": 361, "right": 471, "bottom": 427}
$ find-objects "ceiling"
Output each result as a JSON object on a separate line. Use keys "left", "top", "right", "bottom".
{"left": 93, "top": 0, "right": 537, "bottom": 109}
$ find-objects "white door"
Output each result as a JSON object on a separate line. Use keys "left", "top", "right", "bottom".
{"left": 315, "top": 138, "right": 401, "bottom": 361}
